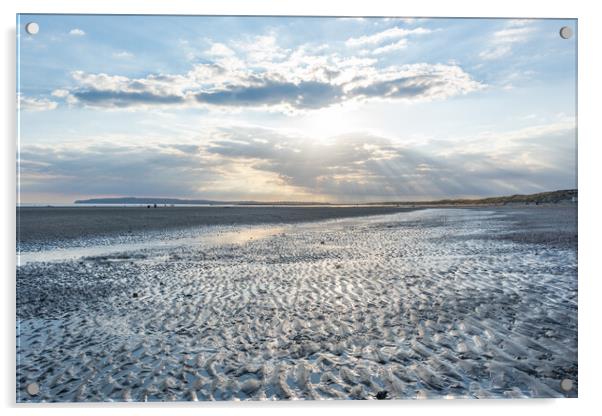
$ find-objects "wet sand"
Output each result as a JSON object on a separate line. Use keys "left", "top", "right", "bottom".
{"left": 17, "top": 206, "right": 417, "bottom": 251}
{"left": 16, "top": 206, "right": 577, "bottom": 401}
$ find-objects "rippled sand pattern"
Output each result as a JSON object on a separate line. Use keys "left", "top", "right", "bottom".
{"left": 17, "top": 208, "right": 577, "bottom": 401}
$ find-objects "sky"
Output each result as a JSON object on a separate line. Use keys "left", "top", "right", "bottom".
{"left": 17, "top": 15, "right": 577, "bottom": 203}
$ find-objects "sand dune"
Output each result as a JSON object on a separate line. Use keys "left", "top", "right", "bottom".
{"left": 16, "top": 207, "right": 577, "bottom": 401}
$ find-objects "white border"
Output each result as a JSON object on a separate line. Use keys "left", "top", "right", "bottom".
{"left": 3, "top": 1, "right": 600, "bottom": 415}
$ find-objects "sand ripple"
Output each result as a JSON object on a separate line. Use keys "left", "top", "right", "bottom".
{"left": 17, "top": 208, "right": 577, "bottom": 401}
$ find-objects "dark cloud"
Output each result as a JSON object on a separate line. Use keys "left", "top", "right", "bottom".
{"left": 352, "top": 76, "right": 431, "bottom": 99}
{"left": 19, "top": 143, "right": 218, "bottom": 198}
{"left": 204, "top": 127, "right": 576, "bottom": 201}
{"left": 19, "top": 126, "right": 575, "bottom": 202}
{"left": 49, "top": 53, "right": 483, "bottom": 111}
{"left": 195, "top": 80, "right": 344, "bottom": 110}
{"left": 193, "top": 75, "right": 455, "bottom": 110}
{"left": 72, "top": 90, "right": 185, "bottom": 108}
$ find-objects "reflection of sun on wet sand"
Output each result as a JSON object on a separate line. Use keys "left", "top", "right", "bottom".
{"left": 16, "top": 206, "right": 577, "bottom": 402}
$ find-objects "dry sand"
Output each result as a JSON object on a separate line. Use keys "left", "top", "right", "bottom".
{"left": 16, "top": 206, "right": 577, "bottom": 401}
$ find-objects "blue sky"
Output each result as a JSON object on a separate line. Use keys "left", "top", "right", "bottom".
{"left": 17, "top": 15, "right": 577, "bottom": 203}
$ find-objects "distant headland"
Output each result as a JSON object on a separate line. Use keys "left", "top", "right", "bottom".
{"left": 74, "top": 189, "right": 577, "bottom": 206}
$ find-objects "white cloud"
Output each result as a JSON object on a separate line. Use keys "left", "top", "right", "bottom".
{"left": 339, "top": 17, "right": 366, "bottom": 22}
{"left": 205, "top": 42, "right": 235, "bottom": 57}
{"left": 230, "top": 35, "right": 289, "bottom": 64}
{"left": 18, "top": 95, "right": 58, "bottom": 111}
{"left": 372, "top": 39, "right": 409, "bottom": 55}
{"left": 51, "top": 89, "right": 69, "bottom": 98}
{"left": 35, "top": 35, "right": 483, "bottom": 112}
{"left": 479, "top": 45, "right": 511, "bottom": 60}
{"left": 479, "top": 21, "right": 536, "bottom": 61}
{"left": 69, "top": 28, "right": 85, "bottom": 36}
{"left": 112, "top": 51, "right": 134, "bottom": 59}
{"left": 59, "top": 60, "right": 482, "bottom": 112}
{"left": 346, "top": 27, "right": 431, "bottom": 47}
{"left": 506, "top": 19, "right": 536, "bottom": 27}
{"left": 492, "top": 26, "right": 535, "bottom": 44}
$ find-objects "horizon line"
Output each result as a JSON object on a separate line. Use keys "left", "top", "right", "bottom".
{"left": 18, "top": 188, "right": 577, "bottom": 207}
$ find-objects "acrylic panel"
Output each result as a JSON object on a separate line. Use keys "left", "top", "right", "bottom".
{"left": 16, "top": 15, "right": 577, "bottom": 402}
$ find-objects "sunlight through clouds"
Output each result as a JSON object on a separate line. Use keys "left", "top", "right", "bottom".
{"left": 17, "top": 15, "right": 576, "bottom": 203}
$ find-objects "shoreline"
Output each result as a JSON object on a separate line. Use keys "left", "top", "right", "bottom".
{"left": 17, "top": 203, "right": 576, "bottom": 248}
{"left": 17, "top": 205, "right": 421, "bottom": 247}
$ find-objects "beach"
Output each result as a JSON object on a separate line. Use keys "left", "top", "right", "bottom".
{"left": 16, "top": 205, "right": 577, "bottom": 401}
{"left": 17, "top": 206, "right": 416, "bottom": 252}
